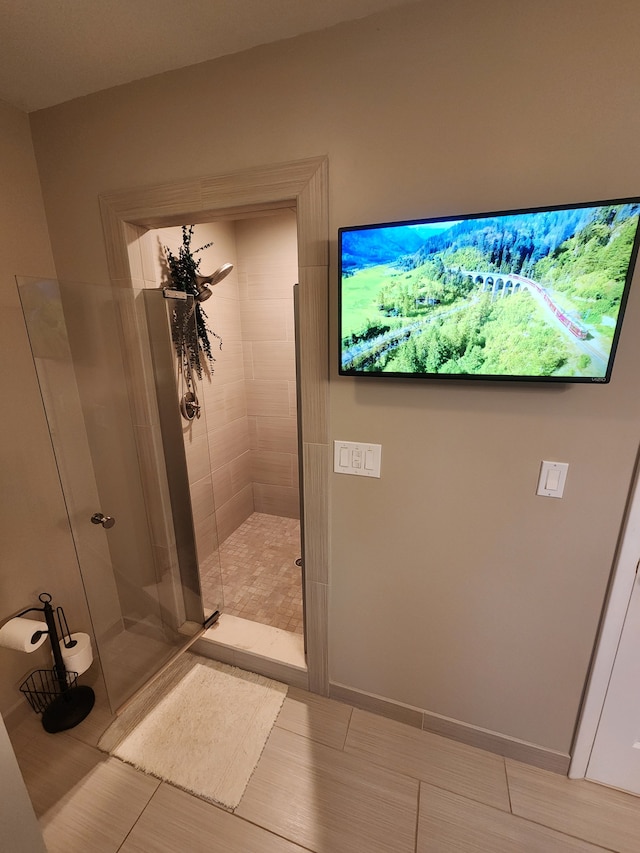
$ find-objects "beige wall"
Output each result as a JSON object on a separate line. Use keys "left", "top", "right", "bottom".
{"left": 0, "top": 99, "right": 92, "bottom": 717}
{"left": 0, "top": 715, "right": 46, "bottom": 851}
{"left": 25, "top": 0, "right": 640, "bottom": 754}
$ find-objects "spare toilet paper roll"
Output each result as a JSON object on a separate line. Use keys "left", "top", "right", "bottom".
{"left": 59, "top": 632, "right": 93, "bottom": 676}
{"left": 0, "top": 617, "right": 48, "bottom": 653}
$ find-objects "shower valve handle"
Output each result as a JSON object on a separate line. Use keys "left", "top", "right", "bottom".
{"left": 91, "top": 512, "right": 116, "bottom": 529}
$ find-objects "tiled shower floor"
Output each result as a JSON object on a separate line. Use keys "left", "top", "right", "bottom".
{"left": 200, "top": 512, "right": 303, "bottom": 635}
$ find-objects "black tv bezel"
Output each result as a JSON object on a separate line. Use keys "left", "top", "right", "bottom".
{"left": 338, "top": 196, "right": 640, "bottom": 384}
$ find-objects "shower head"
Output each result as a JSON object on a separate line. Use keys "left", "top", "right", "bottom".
{"left": 194, "top": 263, "right": 234, "bottom": 302}
{"left": 210, "top": 262, "right": 234, "bottom": 285}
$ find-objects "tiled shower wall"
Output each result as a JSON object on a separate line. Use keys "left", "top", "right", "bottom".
{"left": 237, "top": 211, "right": 300, "bottom": 519}
{"left": 150, "top": 211, "right": 299, "bottom": 567}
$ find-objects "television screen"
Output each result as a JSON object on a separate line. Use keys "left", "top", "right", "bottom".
{"left": 339, "top": 198, "right": 640, "bottom": 382}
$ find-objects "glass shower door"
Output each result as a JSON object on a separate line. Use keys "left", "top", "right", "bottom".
{"left": 17, "top": 276, "right": 211, "bottom": 710}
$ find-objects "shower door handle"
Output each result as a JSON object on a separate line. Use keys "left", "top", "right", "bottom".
{"left": 91, "top": 512, "right": 116, "bottom": 529}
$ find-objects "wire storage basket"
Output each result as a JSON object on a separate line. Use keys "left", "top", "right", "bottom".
{"left": 20, "top": 668, "right": 79, "bottom": 715}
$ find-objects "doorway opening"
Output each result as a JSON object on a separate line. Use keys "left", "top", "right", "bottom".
{"left": 149, "top": 211, "right": 304, "bottom": 643}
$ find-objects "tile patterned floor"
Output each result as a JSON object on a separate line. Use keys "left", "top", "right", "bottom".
{"left": 9, "top": 677, "right": 640, "bottom": 853}
{"left": 200, "top": 512, "right": 303, "bottom": 635}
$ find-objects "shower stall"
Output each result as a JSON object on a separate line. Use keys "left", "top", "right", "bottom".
{"left": 17, "top": 210, "right": 304, "bottom": 712}
{"left": 151, "top": 213, "right": 304, "bottom": 635}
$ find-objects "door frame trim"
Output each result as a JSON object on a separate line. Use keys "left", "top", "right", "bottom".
{"left": 569, "top": 452, "right": 640, "bottom": 777}
{"left": 99, "top": 156, "right": 329, "bottom": 695}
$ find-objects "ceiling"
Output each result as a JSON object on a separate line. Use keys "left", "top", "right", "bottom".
{"left": 0, "top": 0, "right": 414, "bottom": 113}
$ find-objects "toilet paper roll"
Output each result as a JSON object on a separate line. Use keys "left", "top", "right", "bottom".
{"left": 59, "top": 632, "right": 93, "bottom": 676}
{"left": 0, "top": 618, "right": 48, "bottom": 653}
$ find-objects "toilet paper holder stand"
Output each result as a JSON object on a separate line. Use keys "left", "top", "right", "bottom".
{"left": 16, "top": 592, "right": 95, "bottom": 733}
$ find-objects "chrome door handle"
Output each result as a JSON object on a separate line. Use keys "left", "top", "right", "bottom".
{"left": 91, "top": 512, "right": 115, "bottom": 529}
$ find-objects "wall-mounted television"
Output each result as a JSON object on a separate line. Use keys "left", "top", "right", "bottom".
{"left": 339, "top": 198, "right": 640, "bottom": 382}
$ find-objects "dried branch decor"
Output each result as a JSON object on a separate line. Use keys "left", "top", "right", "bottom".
{"left": 165, "top": 225, "right": 222, "bottom": 379}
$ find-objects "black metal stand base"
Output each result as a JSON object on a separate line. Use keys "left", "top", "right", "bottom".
{"left": 41, "top": 685, "right": 95, "bottom": 733}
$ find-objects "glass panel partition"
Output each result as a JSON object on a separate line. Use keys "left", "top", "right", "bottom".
{"left": 17, "top": 277, "right": 216, "bottom": 710}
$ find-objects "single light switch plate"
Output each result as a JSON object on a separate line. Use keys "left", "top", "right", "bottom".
{"left": 537, "top": 460, "right": 569, "bottom": 498}
{"left": 334, "top": 440, "right": 382, "bottom": 478}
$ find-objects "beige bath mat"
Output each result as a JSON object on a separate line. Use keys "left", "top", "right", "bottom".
{"left": 98, "top": 653, "right": 287, "bottom": 809}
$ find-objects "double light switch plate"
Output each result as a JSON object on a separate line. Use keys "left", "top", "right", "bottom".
{"left": 334, "top": 441, "right": 382, "bottom": 478}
